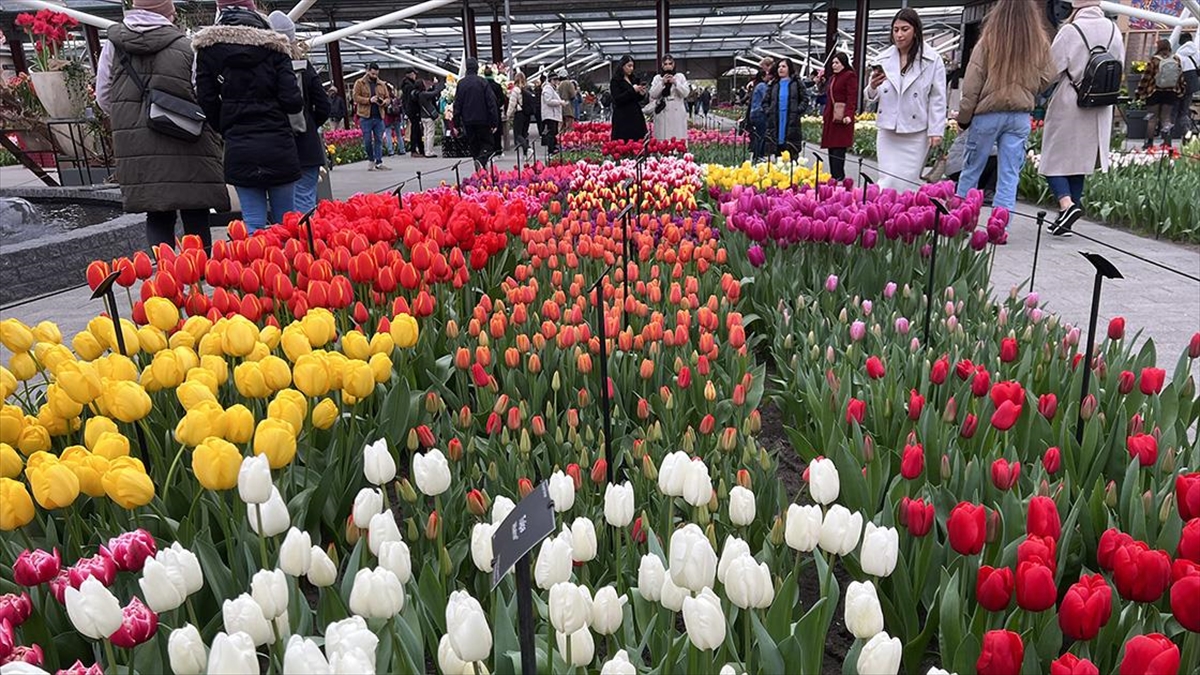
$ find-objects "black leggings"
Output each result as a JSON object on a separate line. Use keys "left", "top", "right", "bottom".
{"left": 542, "top": 119, "right": 559, "bottom": 154}
{"left": 146, "top": 209, "right": 211, "bottom": 253}
{"left": 407, "top": 116, "right": 424, "bottom": 155}
{"left": 827, "top": 147, "right": 847, "bottom": 181}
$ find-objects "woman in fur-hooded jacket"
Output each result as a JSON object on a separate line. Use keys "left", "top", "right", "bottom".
{"left": 193, "top": 6, "right": 303, "bottom": 228}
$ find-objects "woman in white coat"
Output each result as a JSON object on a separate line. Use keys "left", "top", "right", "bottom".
{"left": 541, "top": 69, "right": 566, "bottom": 155}
{"left": 864, "top": 9, "right": 947, "bottom": 192}
{"left": 1039, "top": 0, "right": 1125, "bottom": 236}
{"left": 648, "top": 54, "right": 691, "bottom": 142}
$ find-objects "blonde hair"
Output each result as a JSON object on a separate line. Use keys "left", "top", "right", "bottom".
{"left": 515, "top": 72, "right": 527, "bottom": 87}
{"left": 976, "top": 0, "right": 1051, "bottom": 90}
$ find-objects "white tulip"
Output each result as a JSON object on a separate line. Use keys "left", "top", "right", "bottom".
{"left": 659, "top": 574, "right": 689, "bottom": 612}
{"left": 0, "top": 665, "right": 49, "bottom": 675}
{"left": 658, "top": 450, "right": 689, "bottom": 497}
{"left": 64, "top": 576, "right": 122, "bottom": 640}
{"left": 857, "top": 631, "right": 902, "bottom": 675}
{"left": 367, "top": 511, "right": 402, "bottom": 556}
{"left": 555, "top": 627, "right": 595, "bottom": 667}
{"left": 283, "top": 635, "right": 330, "bottom": 675}
{"left": 351, "top": 487, "right": 383, "bottom": 529}
{"left": 279, "top": 528, "right": 313, "bottom": 577}
{"left": 724, "top": 554, "right": 774, "bottom": 609}
{"left": 549, "top": 581, "right": 594, "bottom": 635}
{"left": 207, "top": 632, "right": 259, "bottom": 675}
{"left": 668, "top": 523, "right": 717, "bottom": 593}
{"left": 680, "top": 458, "right": 712, "bottom": 507}
{"left": 548, "top": 470, "right": 576, "bottom": 512}
{"left": 139, "top": 556, "right": 187, "bottom": 613}
{"left": 860, "top": 523, "right": 899, "bottom": 578}
{"left": 600, "top": 649, "right": 637, "bottom": 675}
{"left": 222, "top": 594, "right": 273, "bottom": 646}
{"left": 237, "top": 454, "right": 272, "bottom": 504}
{"left": 307, "top": 546, "right": 337, "bottom": 587}
{"left": 329, "top": 647, "right": 376, "bottom": 675}
{"left": 412, "top": 448, "right": 451, "bottom": 496}
{"left": 819, "top": 505, "right": 863, "bottom": 556}
{"left": 248, "top": 486, "right": 291, "bottom": 537}
{"left": 604, "top": 482, "right": 635, "bottom": 527}
{"left": 378, "top": 540, "right": 412, "bottom": 584}
{"left": 251, "top": 568, "right": 289, "bottom": 619}
{"left": 807, "top": 457, "right": 840, "bottom": 505}
{"left": 348, "top": 567, "right": 404, "bottom": 619}
{"left": 926, "top": 668, "right": 957, "bottom": 675}
{"left": 591, "top": 586, "right": 628, "bottom": 636}
{"left": 362, "top": 438, "right": 396, "bottom": 486}
{"left": 167, "top": 624, "right": 207, "bottom": 675}
{"left": 491, "top": 495, "right": 516, "bottom": 524}
{"left": 719, "top": 666, "right": 744, "bottom": 675}
{"left": 438, "top": 634, "right": 470, "bottom": 675}
{"left": 638, "top": 554, "right": 666, "bottom": 602}
{"left": 717, "top": 535, "right": 751, "bottom": 585}
{"left": 324, "top": 616, "right": 378, "bottom": 664}
{"left": 728, "top": 486, "right": 756, "bottom": 526}
{"left": 471, "top": 522, "right": 497, "bottom": 573}
{"left": 570, "top": 517, "right": 598, "bottom": 562}
{"left": 682, "top": 587, "right": 726, "bottom": 651}
{"left": 785, "top": 504, "right": 822, "bottom": 553}
{"left": 844, "top": 581, "right": 885, "bottom": 639}
{"left": 445, "top": 590, "right": 492, "bottom": 663}
{"left": 534, "top": 531, "right": 573, "bottom": 589}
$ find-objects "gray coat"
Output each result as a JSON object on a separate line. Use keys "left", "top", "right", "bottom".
{"left": 106, "top": 24, "right": 229, "bottom": 213}
{"left": 1039, "top": 7, "right": 1125, "bottom": 177}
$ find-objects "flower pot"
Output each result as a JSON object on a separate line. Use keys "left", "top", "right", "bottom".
{"left": 1125, "top": 109, "right": 1150, "bottom": 139}
{"left": 29, "top": 70, "right": 85, "bottom": 119}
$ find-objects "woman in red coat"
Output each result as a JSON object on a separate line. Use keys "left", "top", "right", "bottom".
{"left": 821, "top": 52, "right": 857, "bottom": 181}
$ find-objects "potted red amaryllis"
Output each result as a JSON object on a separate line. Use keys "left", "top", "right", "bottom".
{"left": 15, "top": 9, "right": 86, "bottom": 119}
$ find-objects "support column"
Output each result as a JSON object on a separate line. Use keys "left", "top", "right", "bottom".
{"left": 84, "top": 25, "right": 102, "bottom": 71}
{"left": 656, "top": 0, "right": 670, "bottom": 63}
{"left": 852, "top": 0, "right": 869, "bottom": 107}
{"left": 326, "top": 16, "right": 349, "bottom": 129}
{"left": 825, "top": 6, "right": 839, "bottom": 61}
{"left": 491, "top": 19, "right": 503, "bottom": 65}
{"left": 6, "top": 29, "right": 29, "bottom": 75}
{"left": 462, "top": 2, "right": 478, "bottom": 60}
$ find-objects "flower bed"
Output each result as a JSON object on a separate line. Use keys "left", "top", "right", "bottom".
{"left": 324, "top": 128, "right": 368, "bottom": 166}
{"left": 559, "top": 123, "right": 745, "bottom": 166}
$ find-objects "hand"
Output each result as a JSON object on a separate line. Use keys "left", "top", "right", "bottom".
{"left": 869, "top": 71, "right": 885, "bottom": 89}
{"left": 929, "top": 136, "right": 943, "bottom": 149}
{"left": 842, "top": 116, "right": 851, "bottom": 124}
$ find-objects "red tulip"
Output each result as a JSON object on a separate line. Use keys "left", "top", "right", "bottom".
{"left": 900, "top": 443, "right": 925, "bottom": 480}
{"left": 465, "top": 489, "right": 488, "bottom": 517}
{"left": 565, "top": 463, "right": 582, "bottom": 490}
{"left": 907, "top": 389, "right": 924, "bottom": 420}
{"left": 1098, "top": 529, "right": 1134, "bottom": 571}
{"left": 1118, "top": 634, "right": 1179, "bottom": 675}
{"left": 1038, "top": 393, "right": 1058, "bottom": 419}
{"left": 1107, "top": 316, "right": 1125, "bottom": 340}
{"left": 12, "top": 549, "right": 60, "bottom": 587}
{"left": 1178, "top": 473, "right": 1200, "bottom": 521}
{"left": 1015, "top": 560, "right": 1056, "bottom": 612}
{"left": 108, "top": 597, "right": 158, "bottom": 649}
{"left": 590, "top": 458, "right": 607, "bottom": 485}
{"left": 975, "top": 565, "right": 1014, "bottom": 612}
{"left": 1017, "top": 535, "right": 1057, "bottom": 571}
{"left": 1000, "top": 337, "right": 1018, "bottom": 362}
{"left": 0, "top": 593, "right": 32, "bottom": 628}
{"left": 972, "top": 369, "right": 991, "bottom": 397}
{"left": 1117, "top": 370, "right": 1135, "bottom": 395}
{"left": 4, "top": 643, "right": 43, "bottom": 666}
{"left": 845, "top": 398, "right": 865, "bottom": 425}
{"left": 1190, "top": 332, "right": 1200, "bottom": 359}
{"left": 899, "top": 497, "right": 935, "bottom": 537}
{"left": 1127, "top": 433, "right": 1159, "bottom": 467}
{"left": 517, "top": 477, "right": 533, "bottom": 498}
{"left": 1027, "top": 496, "right": 1061, "bottom": 540}
{"left": 1059, "top": 574, "right": 1112, "bottom": 641}
{"left": 104, "top": 529, "right": 156, "bottom": 573}
{"left": 930, "top": 356, "right": 949, "bottom": 384}
{"left": 630, "top": 516, "right": 647, "bottom": 544}
{"left": 1178, "top": 518, "right": 1200, "bottom": 564}
{"left": 677, "top": 366, "right": 692, "bottom": 389}
{"left": 471, "top": 363, "right": 490, "bottom": 388}
{"left": 1041, "top": 447, "right": 1061, "bottom": 475}
{"left": 948, "top": 502, "right": 987, "bottom": 555}
{"left": 1139, "top": 367, "right": 1166, "bottom": 395}
{"left": 990, "top": 459, "right": 1020, "bottom": 491}
{"left": 1051, "top": 653, "right": 1100, "bottom": 675}
{"left": 67, "top": 553, "right": 117, "bottom": 589}
{"left": 990, "top": 400, "right": 1022, "bottom": 431}
{"left": 865, "top": 356, "right": 886, "bottom": 379}
{"left": 955, "top": 359, "right": 975, "bottom": 381}
{"left": 85, "top": 260, "right": 110, "bottom": 291}
{"left": 55, "top": 661, "right": 102, "bottom": 675}
{"left": 960, "top": 413, "right": 978, "bottom": 439}
{"left": 1112, "top": 541, "right": 1171, "bottom": 602}
{"left": 976, "top": 629, "right": 1024, "bottom": 675}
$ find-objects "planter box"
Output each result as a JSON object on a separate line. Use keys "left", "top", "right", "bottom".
{"left": 1125, "top": 108, "right": 1150, "bottom": 138}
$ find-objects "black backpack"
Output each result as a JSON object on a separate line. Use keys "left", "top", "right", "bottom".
{"left": 1070, "top": 23, "right": 1122, "bottom": 108}
{"left": 521, "top": 87, "right": 536, "bottom": 115}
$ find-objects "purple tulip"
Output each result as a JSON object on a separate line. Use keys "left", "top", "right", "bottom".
{"left": 747, "top": 244, "right": 766, "bottom": 268}
{"left": 969, "top": 229, "right": 989, "bottom": 250}
{"left": 884, "top": 282, "right": 897, "bottom": 299}
{"left": 895, "top": 317, "right": 910, "bottom": 334}
{"left": 825, "top": 275, "right": 839, "bottom": 292}
{"left": 862, "top": 300, "right": 873, "bottom": 316}
{"left": 850, "top": 320, "right": 866, "bottom": 342}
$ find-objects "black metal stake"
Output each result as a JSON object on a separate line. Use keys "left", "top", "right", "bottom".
{"left": 590, "top": 263, "right": 616, "bottom": 485}
{"left": 299, "top": 206, "right": 317, "bottom": 255}
{"left": 922, "top": 197, "right": 949, "bottom": 349}
{"left": 454, "top": 162, "right": 462, "bottom": 196}
{"left": 416, "top": 170, "right": 423, "bottom": 191}
{"left": 91, "top": 270, "right": 151, "bottom": 473}
{"left": 514, "top": 555, "right": 537, "bottom": 675}
{"left": 861, "top": 173, "right": 874, "bottom": 205}
{"left": 1076, "top": 252, "right": 1123, "bottom": 444}
{"left": 1030, "top": 211, "right": 1046, "bottom": 292}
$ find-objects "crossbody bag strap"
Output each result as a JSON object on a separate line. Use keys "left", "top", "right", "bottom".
{"left": 1068, "top": 23, "right": 1093, "bottom": 89}
{"left": 116, "top": 46, "right": 149, "bottom": 98}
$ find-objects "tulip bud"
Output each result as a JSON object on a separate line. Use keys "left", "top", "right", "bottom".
{"left": 943, "top": 396, "right": 958, "bottom": 422}
{"left": 518, "top": 477, "right": 534, "bottom": 498}
{"left": 1142, "top": 490, "right": 1153, "bottom": 516}
{"left": 769, "top": 514, "right": 786, "bottom": 546}
{"left": 406, "top": 428, "right": 419, "bottom": 452}
{"left": 448, "top": 437, "right": 464, "bottom": 462}
{"left": 1104, "top": 480, "right": 1118, "bottom": 507}
{"left": 862, "top": 435, "right": 875, "bottom": 463}
{"left": 1080, "top": 394, "right": 1097, "bottom": 420}
{"left": 736, "top": 469, "right": 752, "bottom": 490}
{"left": 747, "top": 409, "right": 761, "bottom": 434}
{"left": 591, "top": 459, "right": 608, "bottom": 485}
{"left": 466, "top": 489, "right": 488, "bottom": 517}
{"left": 398, "top": 478, "right": 418, "bottom": 503}
{"left": 941, "top": 454, "right": 952, "bottom": 481}
{"left": 345, "top": 515, "right": 361, "bottom": 545}
{"left": 457, "top": 406, "right": 472, "bottom": 429}
{"left": 1159, "top": 493, "right": 1174, "bottom": 523}
{"left": 425, "top": 511, "right": 440, "bottom": 540}
{"left": 986, "top": 509, "right": 1001, "bottom": 543}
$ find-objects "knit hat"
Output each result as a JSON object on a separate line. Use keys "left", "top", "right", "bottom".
{"left": 132, "top": 0, "right": 176, "bottom": 20}
{"left": 555, "top": 67, "right": 568, "bottom": 78}
{"left": 267, "top": 10, "right": 296, "bottom": 42}
{"left": 216, "top": 0, "right": 258, "bottom": 11}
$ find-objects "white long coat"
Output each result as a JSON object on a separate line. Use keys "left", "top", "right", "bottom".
{"left": 1039, "top": 7, "right": 1125, "bottom": 177}
{"left": 541, "top": 81, "right": 564, "bottom": 123}
{"left": 864, "top": 43, "right": 947, "bottom": 136}
{"left": 648, "top": 73, "right": 691, "bottom": 141}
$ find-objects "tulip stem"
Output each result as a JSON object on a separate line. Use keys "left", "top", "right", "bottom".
{"left": 127, "top": 645, "right": 135, "bottom": 675}
{"left": 565, "top": 634, "right": 573, "bottom": 672}
{"left": 546, "top": 618, "right": 554, "bottom": 673}
{"left": 102, "top": 640, "right": 118, "bottom": 675}
{"left": 255, "top": 503, "right": 270, "bottom": 568}
{"left": 161, "top": 442, "right": 187, "bottom": 503}
{"left": 186, "top": 597, "right": 200, "bottom": 629}
{"left": 744, "top": 610, "right": 754, "bottom": 675}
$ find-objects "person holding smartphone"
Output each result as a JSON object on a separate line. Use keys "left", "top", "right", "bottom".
{"left": 352, "top": 63, "right": 392, "bottom": 171}
{"left": 864, "top": 9, "right": 947, "bottom": 191}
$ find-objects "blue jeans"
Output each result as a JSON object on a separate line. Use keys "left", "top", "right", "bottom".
{"left": 387, "top": 119, "right": 406, "bottom": 154}
{"left": 237, "top": 183, "right": 295, "bottom": 232}
{"left": 749, "top": 116, "right": 766, "bottom": 160}
{"left": 955, "top": 111, "right": 1029, "bottom": 210}
{"left": 1045, "top": 175, "right": 1085, "bottom": 206}
{"left": 360, "top": 116, "right": 385, "bottom": 164}
{"left": 294, "top": 166, "right": 321, "bottom": 214}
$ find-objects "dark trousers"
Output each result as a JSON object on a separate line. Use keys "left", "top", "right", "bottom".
{"left": 749, "top": 117, "right": 766, "bottom": 161}
{"left": 147, "top": 209, "right": 211, "bottom": 253}
{"left": 407, "top": 116, "right": 424, "bottom": 155}
{"left": 466, "top": 124, "right": 494, "bottom": 169}
{"left": 513, "top": 112, "right": 531, "bottom": 152}
{"left": 493, "top": 121, "right": 505, "bottom": 153}
{"left": 542, "top": 119, "right": 559, "bottom": 155}
{"left": 827, "top": 147, "right": 847, "bottom": 181}
{"left": 1174, "top": 71, "right": 1198, "bottom": 134}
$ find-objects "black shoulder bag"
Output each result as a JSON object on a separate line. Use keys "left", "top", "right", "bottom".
{"left": 117, "top": 40, "right": 207, "bottom": 142}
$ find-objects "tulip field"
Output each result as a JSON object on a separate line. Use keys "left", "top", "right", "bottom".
{"left": 2, "top": 151, "right": 1199, "bottom": 675}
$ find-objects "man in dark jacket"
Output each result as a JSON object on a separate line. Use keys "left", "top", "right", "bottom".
{"left": 327, "top": 85, "right": 347, "bottom": 129}
{"left": 268, "top": 11, "right": 330, "bottom": 214}
{"left": 453, "top": 58, "right": 500, "bottom": 170}
{"left": 401, "top": 69, "right": 425, "bottom": 157}
{"left": 485, "top": 67, "right": 506, "bottom": 156}
{"left": 194, "top": 1, "right": 303, "bottom": 232}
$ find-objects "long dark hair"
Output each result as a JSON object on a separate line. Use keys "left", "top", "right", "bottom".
{"left": 892, "top": 8, "right": 924, "bottom": 73}
{"left": 829, "top": 52, "right": 852, "bottom": 75}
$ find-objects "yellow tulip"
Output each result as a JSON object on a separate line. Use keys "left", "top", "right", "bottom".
{"left": 182, "top": 316, "right": 213, "bottom": 340}
{"left": 27, "top": 459, "right": 80, "bottom": 509}
{"left": 54, "top": 361, "right": 103, "bottom": 405}
{"left": 174, "top": 402, "right": 223, "bottom": 447}
{"left": 246, "top": 342, "right": 270, "bottom": 362}
{"left": 184, "top": 367, "right": 220, "bottom": 395}
{"left": 9, "top": 352, "right": 37, "bottom": 381}
{"left": 102, "top": 457, "right": 154, "bottom": 509}
{"left": 173, "top": 346, "right": 200, "bottom": 373}
{"left": 253, "top": 418, "right": 297, "bottom": 469}
{"left": 292, "top": 353, "right": 330, "bottom": 398}
{"left": 389, "top": 313, "right": 419, "bottom": 348}
{"left": 280, "top": 326, "right": 312, "bottom": 362}
{"left": 301, "top": 309, "right": 336, "bottom": 347}
{"left": 0, "top": 477, "right": 35, "bottom": 530}
{"left": 201, "top": 355, "right": 229, "bottom": 386}
{"left": 72, "top": 330, "right": 106, "bottom": 360}
{"left": 46, "top": 384, "right": 83, "bottom": 420}
{"left": 109, "top": 319, "right": 142, "bottom": 356}
{"left": 139, "top": 365, "right": 163, "bottom": 394}
{"left": 267, "top": 394, "right": 306, "bottom": 435}
{"left": 16, "top": 423, "right": 50, "bottom": 456}
{"left": 0, "top": 406, "right": 26, "bottom": 446}
{"left": 84, "top": 416, "right": 119, "bottom": 450}
{"left": 197, "top": 331, "right": 222, "bottom": 357}
{"left": 144, "top": 297, "right": 180, "bottom": 332}
{"left": 32, "top": 320, "right": 62, "bottom": 344}
{"left": 0, "top": 319, "right": 34, "bottom": 353}
{"left": 137, "top": 326, "right": 168, "bottom": 354}
{"left": 312, "top": 398, "right": 338, "bottom": 430}
{"left": 177, "top": 380, "right": 218, "bottom": 410}
{"left": 1, "top": 443, "right": 22, "bottom": 479}
{"left": 260, "top": 356, "right": 292, "bottom": 392}
{"left": 36, "top": 404, "right": 74, "bottom": 437}
{"left": 342, "top": 330, "right": 371, "bottom": 361}
{"left": 96, "top": 354, "right": 138, "bottom": 382}
{"left": 369, "top": 352, "right": 392, "bottom": 384}
{"left": 233, "top": 362, "right": 270, "bottom": 399}
{"left": 222, "top": 316, "right": 258, "bottom": 357}
{"left": 36, "top": 343, "right": 74, "bottom": 372}
{"left": 259, "top": 325, "right": 282, "bottom": 350}
{"left": 92, "top": 431, "right": 131, "bottom": 461}
{"left": 192, "top": 437, "right": 241, "bottom": 490}
{"left": 61, "top": 446, "right": 109, "bottom": 497}
{"left": 368, "top": 332, "right": 394, "bottom": 356}
{"left": 168, "top": 329, "right": 196, "bottom": 351}
{"left": 0, "top": 367, "right": 16, "bottom": 400}
{"left": 220, "top": 405, "right": 255, "bottom": 444}
{"left": 342, "top": 359, "right": 375, "bottom": 399}
{"left": 104, "top": 380, "right": 152, "bottom": 423}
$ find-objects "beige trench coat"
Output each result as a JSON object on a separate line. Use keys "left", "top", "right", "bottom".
{"left": 1039, "top": 7, "right": 1126, "bottom": 177}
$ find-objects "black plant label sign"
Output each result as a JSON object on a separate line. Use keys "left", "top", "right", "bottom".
{"left": 491, "top": 481, "right": 556, "bottom": 590}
